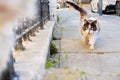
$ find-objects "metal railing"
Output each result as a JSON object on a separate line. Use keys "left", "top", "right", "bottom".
{"left": 15, "top": 0, "right": 50, "bottom": 51}
{"left": 39, "top": 0, "right": 50, "bottom": 29}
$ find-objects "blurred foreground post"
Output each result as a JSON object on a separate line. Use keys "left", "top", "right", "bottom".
{"left": 98, "top": 0, "right": 102, "bottom": 16}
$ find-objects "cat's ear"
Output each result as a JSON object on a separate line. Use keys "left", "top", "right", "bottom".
{"left": 92, "top": 20, "right": 97, "bottom": 24}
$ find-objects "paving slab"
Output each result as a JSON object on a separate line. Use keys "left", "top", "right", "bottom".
{"left": 84, "top": 74, "right": 120, "bottom": 80}
{"left": 58, "top": 53, "right": 120, "bottom": 79}
{"left": 99, "top": 53, "right": 120, "bottom": 74}
{"left": 44, "top": 68, "right": 82, "bottom": 80}
{"left": 59, "top": 53, "right": 101, "bottom": 75}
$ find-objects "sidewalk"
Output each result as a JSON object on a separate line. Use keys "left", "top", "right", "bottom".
{"left": 44, "top": 8, "right": 120, "bottom": 80}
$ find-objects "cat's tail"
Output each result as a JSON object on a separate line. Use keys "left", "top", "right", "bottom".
{"left": 66, "top": 1, "right": 87, "bottom": 16}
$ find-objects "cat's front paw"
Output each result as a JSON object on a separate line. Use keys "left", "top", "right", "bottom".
{"left": 82, "top": 40, "right": 89, "bottom": 45}
{"left": 82, "top": 40, "right": 86, "bottom": 45}
{"left": 89, "top": 46, "right": 94, "bottom": 50}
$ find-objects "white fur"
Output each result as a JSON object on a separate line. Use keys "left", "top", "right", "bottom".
{"left": 89, "top": 31, "right": 98, "bottom": 49}
{"left": 81, "top": 17, "right": 100, "bottom": 50}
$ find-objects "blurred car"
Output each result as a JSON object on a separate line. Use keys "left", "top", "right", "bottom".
{"left": 115, "top": 0, "right": 120, "bottom": 16}
{"left": 91, "top": 0, "right": 116, "bottom": 13}
{"left": 57, "top": 3, "right": 61, "bottom": 9}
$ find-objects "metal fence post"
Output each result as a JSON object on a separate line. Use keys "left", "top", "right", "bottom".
{"left": 15, "top": 23, "right": 25, "bottom": 51}
{"left": 15, "top": 38, "right": 25, "bottom": 51}
{"left": 47, "top": 1, "right": 50, "bottom": 20}
{"left": 98, "top": 0, "right": 102, "bottom": 16}
{"left": 40, "top": 0, "right": 44, "bottom": 29}
{"left": 23, "top": 20, "right": 31, "bottom": 41}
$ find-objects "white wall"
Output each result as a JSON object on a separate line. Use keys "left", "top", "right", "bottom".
{"left": 49, "top": 0, "right": 57, "bottom": 21}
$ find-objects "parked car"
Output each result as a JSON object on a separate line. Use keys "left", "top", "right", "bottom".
{"left": 115, "top": 0, "right": 120, "bottom": 16}
{"left": 91, "top": 0, "right": 116, "bottom": 13}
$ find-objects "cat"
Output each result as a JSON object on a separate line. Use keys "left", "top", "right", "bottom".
{"left": 0, "top": 0, "right": 37, "bottom": 80}
{"left": 66, "top": 1, "right": 100, "bottom": 50}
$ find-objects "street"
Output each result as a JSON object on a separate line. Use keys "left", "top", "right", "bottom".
{"left": 44, "top": 8, "right": 120, "bottom": 80}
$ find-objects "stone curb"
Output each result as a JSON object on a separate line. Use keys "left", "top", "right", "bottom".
{"left": 14, "top": 21, "right": 55, "bottom": 80}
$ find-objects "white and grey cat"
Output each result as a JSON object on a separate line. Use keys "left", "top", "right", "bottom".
{"left": 66, "top": 1, "right": 100, "bottom": 50}
{"left": 0, "top": 0, "right": 37, "bottom": 80}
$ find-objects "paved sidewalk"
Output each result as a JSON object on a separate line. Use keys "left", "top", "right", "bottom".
{"left": 44, "top": 8, "right": 120, "bottom": 80}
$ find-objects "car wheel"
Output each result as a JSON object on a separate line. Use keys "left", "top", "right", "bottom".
{"left": 116, "top": 1, "right": 120, "bottom": 16}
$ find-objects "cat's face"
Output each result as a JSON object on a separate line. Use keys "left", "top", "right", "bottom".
{"left": 82, "top": 18, "right": 97, "bottom": 34}
{"left": 0, "top": 0, "right": 37, "bottom": 26}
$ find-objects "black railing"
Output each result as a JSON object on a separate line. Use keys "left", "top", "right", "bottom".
{"left": 15, "top": 0, "right": 50, "bottom": 51}
{"left": 39, "top": 0, "right": 50, "bottom": 29}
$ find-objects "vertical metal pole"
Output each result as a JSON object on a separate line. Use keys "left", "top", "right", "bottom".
{"left": 48, "top": 1, "right": 50, "bottom": 20}
{"left": 99, "top": 0, "right": 102, "bottom": 16}
{"left": 40, "top": 0, "right": 44, "bottom": 29}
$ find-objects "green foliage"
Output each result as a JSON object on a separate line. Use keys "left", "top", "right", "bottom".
{"left": 50, "top": 43, "right": 58, "bottom": 56}
{"left": 65, "top": 54, "right": 68, "bottom": 62}
{"left": 45, "top": 61, "right": 52, "bottom": 69}
{"left": 57, "top": 15, "right": 60, "bottom": 22}
{"left": 45, "top": 58, "right": 59, "bottom": 69}
{"left": 50, "top": 58, "right": 59, "bottom": 64}
{"left": 117, "top": 74, "right": 120, "bottom": 76}
{"left": 81, "top": 71, "right": 87, "bottom": 75}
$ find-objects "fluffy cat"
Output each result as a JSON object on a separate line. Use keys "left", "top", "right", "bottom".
{"left": 66, "top": 1, "right": 100, "bottom": 50}
{"left": 0, "top": 0, "right": 37, "bottom": 80}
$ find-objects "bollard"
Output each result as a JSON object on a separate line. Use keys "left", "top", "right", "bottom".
{"left": 40, "top": 0, "right": 44, "bottom": 29}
